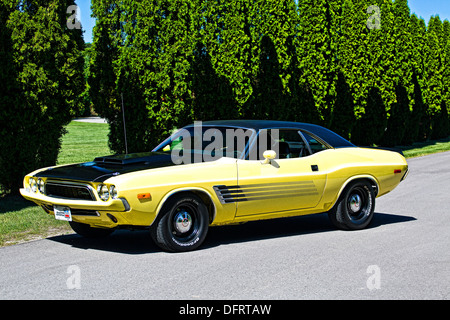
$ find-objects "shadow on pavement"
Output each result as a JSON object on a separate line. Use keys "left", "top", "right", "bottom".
{"left": 47, "top": 212, "right": 416, "bottom": 255}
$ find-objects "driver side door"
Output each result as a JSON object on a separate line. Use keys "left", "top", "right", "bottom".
{"left": 234, "top": 128, "right": 327, "bottom": 217}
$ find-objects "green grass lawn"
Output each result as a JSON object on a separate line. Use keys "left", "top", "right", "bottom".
{"left": 0, "top": 120, "right": 449, "bottom": 247}
{"left": 57, "top": 121, "right": 111, "bottom": 165}
{"left": 0, "top": 121, "right": 110, "bottom": 246}
{"left": 399, "top": 136, "right": 450, "bottom": 159}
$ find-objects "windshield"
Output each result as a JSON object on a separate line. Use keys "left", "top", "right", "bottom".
{"left": 153, "top": 125, "right": 256, "bottom": 164}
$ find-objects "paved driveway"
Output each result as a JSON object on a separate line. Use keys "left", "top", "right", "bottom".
{"left": 1, "top": 152, "right": 449, "bottom": 299}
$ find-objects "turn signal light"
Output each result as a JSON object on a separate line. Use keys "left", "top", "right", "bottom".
{"left": 137, "top": 193, "right": 151, "bottom": 200}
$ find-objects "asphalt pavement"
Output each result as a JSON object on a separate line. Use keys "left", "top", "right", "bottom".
{"left": 1, "top": 151, "right": 449, "bottom": 300}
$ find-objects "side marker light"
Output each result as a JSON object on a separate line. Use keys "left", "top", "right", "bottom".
{"left": 137, "top": 193, "right": 151, "bottom": 200}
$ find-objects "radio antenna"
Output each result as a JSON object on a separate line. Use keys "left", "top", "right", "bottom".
{"left": 121, "top": 92, "right": 128, "bottom": 154}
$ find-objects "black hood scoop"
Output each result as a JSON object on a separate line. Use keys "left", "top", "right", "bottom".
{"left": 94, "top": 152, "right": 172, "bottom": 166}
{"left": 36, "top": 152, "right": 176, "bottom": 183}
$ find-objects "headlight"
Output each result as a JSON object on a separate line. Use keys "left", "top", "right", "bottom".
{"left": 97, "top": 184, "right": 110, "bottom": 201}
{"left": 29, "top": 178, "right": 37, "bottom": 193}
{"left": 37, "top": 178, "right": 45, "bottom": 194}
{"left": 109, "top": 185, "right": 118, "bottom": 199}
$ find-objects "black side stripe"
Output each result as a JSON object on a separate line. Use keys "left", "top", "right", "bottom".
{"left": 213, "top": 182, "right": 319, "bottom": 204}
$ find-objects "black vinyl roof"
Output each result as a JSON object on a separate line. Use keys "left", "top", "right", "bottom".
{"left": 185, "top": 120, "right": 355, "bottom": 148}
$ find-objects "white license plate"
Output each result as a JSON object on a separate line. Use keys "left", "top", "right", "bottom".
{"left": 54, "top": 206, "right": 72, "bottom": 222}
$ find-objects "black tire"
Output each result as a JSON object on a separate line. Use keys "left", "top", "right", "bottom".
{"left": 69, "top": 221, "right": 115, "bottom": 238}
{"left": 328, "top": 180, "right": 375, "bottom": 230}
{"left": 150, "top": 194, "right": 209, "bottom": 252}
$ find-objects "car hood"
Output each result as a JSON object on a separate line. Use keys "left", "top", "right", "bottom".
{"left": 35, "top": 152, "right": 176, "bottom": 183}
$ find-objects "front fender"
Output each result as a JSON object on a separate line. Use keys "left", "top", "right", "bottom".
{"left": 152, "top": 187, "right": 218, "bottom": 226}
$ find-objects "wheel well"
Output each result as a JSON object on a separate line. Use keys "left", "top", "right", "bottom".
{"left": 363, "top": 178, "right": 379, "bottom": 197}
{"left": 343, "top": 177, "right": 379, "bottom": 198}
{"left": 158, "top": 190, "right": 216, "bottom": 224}
{"left": 330, "top": 177, "right": 378, "bottom": 212}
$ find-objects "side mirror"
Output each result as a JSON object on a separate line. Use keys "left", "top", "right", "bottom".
{"left": 262, "top": 150, "right": 276, "bottom": 164}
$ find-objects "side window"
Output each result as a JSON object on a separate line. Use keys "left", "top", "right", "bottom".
{"left": 301, "top": 131, "right": 328, "bottom": 154}
{"left": 251, "top": 129, "right": 309, "bottom": 160}
{"left": 277, "top": 129, "right": 309, "bottom": 159}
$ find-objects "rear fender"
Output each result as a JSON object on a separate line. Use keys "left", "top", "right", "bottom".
{"left": 335, "top": 175, "right": 379, "bottom": 204}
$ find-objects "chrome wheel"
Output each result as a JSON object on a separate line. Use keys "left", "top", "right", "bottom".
{"left": 349, "top": 194, "right": 362, "bottom": 213}
{"left": 346, "top": 186, "right": 371, "bottom": 224}
{"left": 174, "top": 210, "right": 193, "bottom": 234}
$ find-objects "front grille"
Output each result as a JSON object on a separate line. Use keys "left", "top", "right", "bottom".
{"left": 45, "top": 182, "right": 96, "bottom": 201}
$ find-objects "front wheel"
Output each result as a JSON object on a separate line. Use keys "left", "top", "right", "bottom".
{"left": 150, "top": 194, "right": 209, "bottom": 252}
{"left": 328, "top": 180, "right": 375, "bottom": 230}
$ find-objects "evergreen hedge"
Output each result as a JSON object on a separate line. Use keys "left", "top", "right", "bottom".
{"left": 89, "top": 0, "right": 450, "bottom": 153}
{"left": 2, "top": 0, "right": 450, "bottom": 193}
{"left": 0, "top": 0, "right": 84, "bottom": 194}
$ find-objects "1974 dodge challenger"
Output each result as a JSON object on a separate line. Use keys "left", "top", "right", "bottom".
{"left": 20, "top": 120, "right": 408, "bottom": 252}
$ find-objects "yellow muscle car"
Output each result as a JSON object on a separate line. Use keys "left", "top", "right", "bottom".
{"left": 20, "top": 120, "right": 408, "bottom": 252}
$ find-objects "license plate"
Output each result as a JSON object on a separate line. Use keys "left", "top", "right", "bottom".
{"left": 54, "top": 206, "right": 72, "bottom": 222}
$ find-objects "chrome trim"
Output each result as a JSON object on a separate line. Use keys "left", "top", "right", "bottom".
{"left": 401, "top": 168, "right": 409, "bottom": 181}
{"left": 120, "top": 197, "right": 131, "bottom": 211}
{"left": 299, "top": 129, "right": 333, "bottom": 151}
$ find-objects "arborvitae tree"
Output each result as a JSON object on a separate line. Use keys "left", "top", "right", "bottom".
{"left": 244, "top": 0, "right": 300, "bottom": 121}
{"left": 391, "top": 0, "right": 413, "bottom": 87}
{"left": 336, "top": 0, "right": 388, "bottom": 145}
{"left": 297, "top": 0, "right": 338, "bottom": 126}
{"left": 409, "top": 14, "right": 430, "bottom": 141}
{"left": 439, "top": 20, "right": 450, "bottom": 137}
{"left": 85, "top": 0, "right": 449, "bottom": 153}
{"left": 0, "top": 0, "right": 19, "bottom": 193}
{"left": 368, "top": 0, "right": 396, "bottom": 131}
{"left": 202, "top": 0, "right": 261, "bottom": 118}
{"left": 0, "top": 0, "right": 84, "bottom": 194}
{"left": 88, "top": 0, "right": 122, "bottom": 151}
{"left": 334, "top": 0, "right": 367, "bottom": 141}
{"left": 442, "top": 20, "right": 450, "bottom": 108}
{"left": 381, "top": 0, "right": 413, "bottom": 146}
{"left": 406, "top": 71, "right": 427, "bottom": 143}
{"left": 279, "top": 31, "right": 319, "bottom": 125}
{"left": 246, "top": 35, "right": 285, "bottom": 119}
{"left": 190, "top": 41, "right": 236, "bottom": 121}
{"left": 258, "top": 0, "right": 299, "bottom": 100}
{"left": 331, "top": 72, "right": 355, "bottom": 140}
{"left": 353, "top": 86, "right": 387, "bottom": 146}
{"left": 90, "top": 0, "right": 198, "bottom": 153}
{"left": 424, "top": 16, "right": 447, "bottom": 139}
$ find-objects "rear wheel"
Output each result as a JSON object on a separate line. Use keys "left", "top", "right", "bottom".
{"left": 150, "top": 194, "right": 209, "bottom": 252}
{"left": 328, "top": 180, "right": 375, "bottom": 230}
